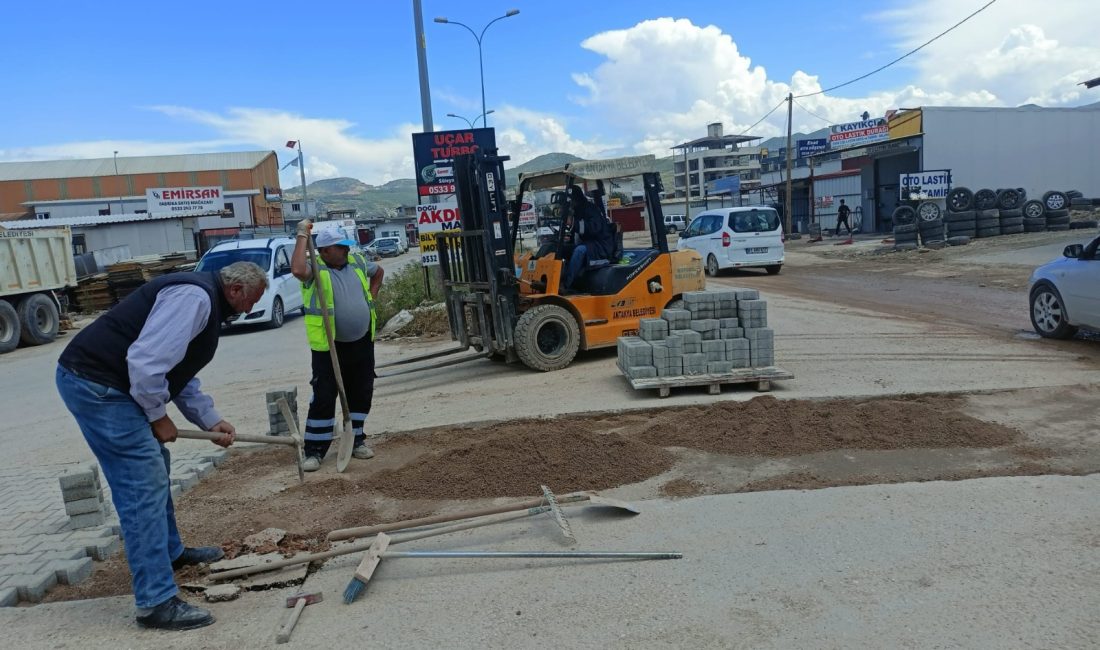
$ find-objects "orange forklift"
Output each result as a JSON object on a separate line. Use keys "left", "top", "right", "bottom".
{"left": 380, "top": 149, "right": 704, "bottom": 375}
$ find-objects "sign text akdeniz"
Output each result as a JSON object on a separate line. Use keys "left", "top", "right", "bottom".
{"left": 146, "top": 186, "right": 224, "bottom": 215}
{"left": 899, "top": 170, "right": 952, "bottom": 201}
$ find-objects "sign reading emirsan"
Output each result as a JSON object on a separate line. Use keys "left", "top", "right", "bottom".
{"left": 146, "top": 186, "right": 224, "bottom": 215}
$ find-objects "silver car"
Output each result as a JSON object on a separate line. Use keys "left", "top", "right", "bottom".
{"left": 1028, "top": 234, "right": 1100, "bottom": 338}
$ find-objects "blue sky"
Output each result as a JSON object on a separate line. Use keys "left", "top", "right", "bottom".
{"left": 1, "top": 0, "right": 1095, "bottom": 185}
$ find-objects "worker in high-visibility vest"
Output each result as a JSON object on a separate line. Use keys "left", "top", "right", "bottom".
{"left": 291, "top": 220, "right": 384, "bottom": 471}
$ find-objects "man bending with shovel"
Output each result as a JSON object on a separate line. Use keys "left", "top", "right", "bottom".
{"left": 291, "top": 221, "right": 384, "bottom": 471}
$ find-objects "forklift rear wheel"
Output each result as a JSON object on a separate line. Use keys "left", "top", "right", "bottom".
{"left": 514, "top": 304, "right": 580, "bottom": 371}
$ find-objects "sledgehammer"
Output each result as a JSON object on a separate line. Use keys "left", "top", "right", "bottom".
{"left": 277, "top": 590, "right": 323, "bottom": 644}
{"left": 177, "top": 398, "right": 306, "bottom": 482}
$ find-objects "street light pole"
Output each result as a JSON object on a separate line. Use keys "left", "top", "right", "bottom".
{"left": 287, "top": 141, "right": 309, "bottom": 219}
{"left": 435, "top": 9, "right": 519, "bottom": 128}
{"left": 112, "top": 151, "right": 123, "bottom": 216}
{"left": 446, "top": 110, "right": 495, "bottom": 129}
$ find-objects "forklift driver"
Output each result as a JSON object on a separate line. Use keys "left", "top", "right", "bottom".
{"left": 563, "top": 185, "right": 614, "bottom": 291}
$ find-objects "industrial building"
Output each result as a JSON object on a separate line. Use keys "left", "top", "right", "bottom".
{"left": 0, "top": 151, "right": 285, "bottom": 257}
{"left": 671, "top": 123, "right": 762, "bottom": 202}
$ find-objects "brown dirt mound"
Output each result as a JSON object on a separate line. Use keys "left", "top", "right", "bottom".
{"left": 636, "top": 395, "right": 1019, "bottom": 455}
{"left": 738, "top": 462, "right": 1080, "bottom": 493}
{"left": 367, "top": 430, "right": 674, "bottom": 499}
{"left": 659, "top": 478, "right": 710, "bottom": 498}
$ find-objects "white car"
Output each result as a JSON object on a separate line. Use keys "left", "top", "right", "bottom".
{"left": 365, "top": 236, "right": 407, "bottom": 256}
{"left": 195, "top": 237, "right": 303, "bottom": 329}
{"left": 676, "top": 206, "right": 785, "bottom": 276}
{"left": 1029, "top": 234, "right": 1100, "bottom": 338}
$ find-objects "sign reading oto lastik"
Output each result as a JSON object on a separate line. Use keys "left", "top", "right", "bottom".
{"left": 146, "top": 186, "right": 224, "bottom": 215}
{"left": 900, "top": 170, "right": 952, "bottom": 200}
{"left": 828, "top": 118, "right": 888, "bottom": 149}
{"left": 416, "top": 200, "right": 461, "bottom": 266}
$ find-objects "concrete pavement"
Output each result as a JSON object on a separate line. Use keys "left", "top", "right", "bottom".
{"left": 3, "top": 475, "right": 1097, "bottom": 648}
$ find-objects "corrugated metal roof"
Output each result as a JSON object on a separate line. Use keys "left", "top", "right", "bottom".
{"left": 0, "top": 151, "right": 274, "bottom": 182}
{"left": 1, "top": 212, "right": 205, "bottom": 229}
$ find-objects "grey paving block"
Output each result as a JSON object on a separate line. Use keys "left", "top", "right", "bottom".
{"left": 730, "top": 356, "right": 750, "bottom": 369}
{"left": 683, "top": 343, "right": 701, "bottom": 354}
{"left": 172, "top": 472, "right": 199, "bottom": 492}
{"left": 682, "top": 291, "right": 714, "bottom": 306}
{"left": 702, "top": 340, "right": 725, "bottom": 362}
{"left": 58, "top": 470, "right": 97, "bottom": 491}
{"left": 746, "top": 328, "right": 775, "bottom": 347}
{"left": 670, "top": 329, "right": 702, "bottom": 345}
{"left": 68, "top": 512, "right": 106, "bottom": 529}
{"left": 682, "top": 353, "right": 708, "bottom": 375}
{"left": 87, "top": 536, "right": 121, "bottom": 561}
{"left": 734, "top": 288, "right": 760, "bottom": 300}
{"left": 725, "top": 338, "right": 750, "bottom": 356}
{"left": 751, "top": 349, "right": 776, "bottom": 367}
{"left": 657, "top": 359, "right": 683, "bottom": 377}
{"left": 51, "top": 557, "right": 94, "bottom": 585}
{"left": 193, "top": 462, "right": 215, "bottom": 479}
{"left": 660, "top": 308, "right": 691, "bottom": 329}
{"left": 64, "top": 497, "right": 105, "bottom": 516}
{"left": 60, "top": 484, "right": 102, "bottom": 502}
{"left": 719, "top": 318, "right": 740, "bottom": 328}
{"left": 11, "top": 569, "right": 57, "bottom": 603}
{"left": 720, "top": 327, "right": 745, "bottom": 340}
{"left": 170, "top": 484, "right": 183, "bottom": 500}
{"left": 36, "top": 548, "right": 89, "bottom": 564}
{"left": 627, "top": 365, "right": 658, "bottom": 379}
{"left": 708, "top": 361, "right": 734, "bottom": 374}
{"left": 650, "top": 341, "right": 672, "bottom": 360}
{"left": 690, "top": 319, "right": 718, "bottom": 332}
{"left": 0, "top": 587, "right": 16, "bottom": 608}
{"left": 639, "top": 318, "right": 668, "bottom": 341}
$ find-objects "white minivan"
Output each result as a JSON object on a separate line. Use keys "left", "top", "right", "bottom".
{"left": 676, "top": 206, "right": 784, "bottom": 276}
{"left": 195, "top": 237, "right": 303, "bottom": 328}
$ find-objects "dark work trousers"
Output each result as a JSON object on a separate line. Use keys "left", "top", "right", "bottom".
{"left": 835, "top": 215, "right": 851, "bottom": 236}
{"left": 303, "top": 332, "right": 376, "bottom": 459}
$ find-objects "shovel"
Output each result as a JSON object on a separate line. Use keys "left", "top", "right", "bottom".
{"left": 306, "top": 231, "right": 356, "bottom": 472}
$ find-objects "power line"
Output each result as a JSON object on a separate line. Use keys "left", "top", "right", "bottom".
{"left": 738, "top": 98, "right": 788, "bottom": 136}
{"left": 795, "top": 0, "right": 998, "bottom": 98}
{"left": 791, "top": 98, "right": 833, "bottom": 126}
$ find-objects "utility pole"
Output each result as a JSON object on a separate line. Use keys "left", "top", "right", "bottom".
{"left": 784, "top": 93, "right": 793, "bottom": 235}
{"left": 413, "top": 0, "right": 434, "bottom": 132}
{"left": 113, "top": 151, "right": 123, "bottom": 216}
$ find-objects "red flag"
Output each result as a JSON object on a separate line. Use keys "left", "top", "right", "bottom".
{"left": 285, "top": 140, "right": 297, "bottom": 149}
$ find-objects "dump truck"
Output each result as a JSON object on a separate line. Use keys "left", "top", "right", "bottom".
{"left": 0, "top": 226, "right": 76, "bottom": 353}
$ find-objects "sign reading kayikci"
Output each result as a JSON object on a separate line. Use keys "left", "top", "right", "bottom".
{"left": 146, "top": 186, "right": 224, "bottom": 215}
{"left": 828, "top": 118, "right": 889, "bottom": 149}
{"left": 416, "top": 200, "right": 461, "bottom": 266}
{"left": 900, "top": 170, "right": 952, "bottom": 201}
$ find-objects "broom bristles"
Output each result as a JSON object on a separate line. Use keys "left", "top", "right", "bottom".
{"left": 343, "top": 576, "right": 367, "bottom": 604}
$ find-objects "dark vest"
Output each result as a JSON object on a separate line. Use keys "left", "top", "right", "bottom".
{"left": 59, "top": 272, "right": 230, "bottom": 399}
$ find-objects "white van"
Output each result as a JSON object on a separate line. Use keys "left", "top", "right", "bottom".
{"left": 676, "top": 206, "right": 784, "bottom": 276}
{"left": 195, "top": 237, "right": 303, "bottom": 328}
{"left": 663, "top": 214, "right": 687, "bottom": 233}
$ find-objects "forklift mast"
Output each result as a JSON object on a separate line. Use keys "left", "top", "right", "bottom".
{"left": 436, "top": 148, "right": 518, "bottom": 356}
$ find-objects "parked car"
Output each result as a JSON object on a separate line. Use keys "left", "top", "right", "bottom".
{"left": 676, "top": 206, "right": 784, "bottom": 276}
{"left": 373, "top": 238, "right": 402, "bottom": 257}
{"left": 663, "top": 213, "right": 687, "bottom": 233}
{"left": 1028, "top": 235, "right": 1100, "bottom": 339}
{"left": 195, "top": 237, "right": 302, "bottom": 329}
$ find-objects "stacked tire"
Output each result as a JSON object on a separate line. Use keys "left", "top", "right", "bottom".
{"left": 892, "top": 206, "right": 918, "bottom": 251}
{"left": 1022, "top": 199, "right": 1047, "bottom": 232}
{"left": 995, "top": 189, "right": 1024, "bottom": 235}
{"left": 975, "top": 208, "right": 1001, "bottom": 238}
{"left": 1043, "top": 191, "right": 1071, "bottom": 231}
{"left": 944, "top": 187, "right": 977, "bottom": 243}
{"left": 916, "top": 201, "right": 946, "bottom": 247}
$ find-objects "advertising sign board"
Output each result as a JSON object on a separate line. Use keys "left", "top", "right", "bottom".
{"left": 828, "top": 118, "right": 889, "bottom": 149}
{"left": 416, "top": 200, "right": 461, "bottom": 266}
{"left": 411, "top": 128, "right": 496, "bottom": 199}
{"left": 146, "top": 186, "right": 224, "bottom": 215}
{"left": 899, "top": 170, "right": 952, "bottom": 201}
{"left": 797, "top": 138, "right": 829, "bottom": 158}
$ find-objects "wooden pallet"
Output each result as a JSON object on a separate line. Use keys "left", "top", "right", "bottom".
{"left": 619, "top": 365, "right": 794, "bottom": 398}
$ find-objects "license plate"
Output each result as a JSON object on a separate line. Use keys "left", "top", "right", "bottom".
{"left": 746, "top": 247, "right": 768, "bottom": 254}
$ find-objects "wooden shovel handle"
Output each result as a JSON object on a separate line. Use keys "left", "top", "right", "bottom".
{"left": 177, "top": 430, "right": 299, "bottom": 447}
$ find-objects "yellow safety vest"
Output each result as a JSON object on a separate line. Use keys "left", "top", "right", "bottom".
{"left": 301, "top": 253, "right": 377, "bottom": 351}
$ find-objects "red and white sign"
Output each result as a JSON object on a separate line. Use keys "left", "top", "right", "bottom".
{"left": 519, "top": 201, "right": 537, "bottom": 227}
{"left": 416, "top": 200, "right": 461, "bottom": 266}
{"left": 146, "top": 186, "right": 224, "bottom": 215}
{"left": 828, "top": 118, "right": 889, "bottom": 149}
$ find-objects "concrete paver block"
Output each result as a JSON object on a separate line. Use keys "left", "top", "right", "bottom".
{"left": 59, "top": 484, "right": 101, "bottom": 501}
{"left": 68, "top": 512, "right": 106, "bottom": 529}
{"left": 11, "top": 569, "right": 58, "bottom": 603}
{"left": 87, "top": 536, "right": 121, "bottom": 561}
{"left": 0, "top": 587, "right": 16, "bottom": 608}
{"left": 58, "top": 470, "right": 97, "bottom": 491}
{"left": 63, "top": 497, "right": 105, "bottom": 516}
{"left": 51, "top": 557, "right": 94, "bottom": 585}
{"left": 203, "top": 584, "right": 241, "bottom": 602}
{"left": 193, "top": 462, "right": 215, "bottom": 479}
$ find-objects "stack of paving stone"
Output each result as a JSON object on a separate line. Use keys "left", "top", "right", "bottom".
{"left": 58, "top": 466, "right": 110, "bottom": 529}
{"left": 266, "top": 388, "right": 300, "bottom": 436}
{"left": 618, "top": 289, "right": 775, "bottom": 380}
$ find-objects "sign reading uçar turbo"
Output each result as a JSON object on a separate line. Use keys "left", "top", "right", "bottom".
{"left": 828, "top": 118, "right": 888, "bottom": 149}
{"left": 146, "top": 186, "right": 224, "bottom": 215}
{"left": 416, "top": 200, "right": 461, "bottom": 266}
{"left": 411, "top": 128, "right": 496, "bottom": 199}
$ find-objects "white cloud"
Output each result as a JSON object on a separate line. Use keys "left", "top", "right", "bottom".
{"left": 0, "top": 139, "right": 236, "bottom": 162}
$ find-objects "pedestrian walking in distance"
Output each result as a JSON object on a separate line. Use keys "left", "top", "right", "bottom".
{"left": 835, "top": 199, "right": 853, "bottom": 237}
{"left": 56, "top": 261, "right": 269, "bottom": 631}
{"left": 290, "top": 220, "right": 384, "bottom": 471}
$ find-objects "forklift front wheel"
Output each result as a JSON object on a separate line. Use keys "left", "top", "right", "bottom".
{"left": 514, "top": 304, "right": 581, "bottom": 372}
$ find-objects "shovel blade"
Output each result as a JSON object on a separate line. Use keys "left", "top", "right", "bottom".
{"left": 336, "top": 417, "right": 354, "bottom": 473}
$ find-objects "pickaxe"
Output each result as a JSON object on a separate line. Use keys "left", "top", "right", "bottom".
{"left": 177, "top": 397, "right": 306, "bottom": 482}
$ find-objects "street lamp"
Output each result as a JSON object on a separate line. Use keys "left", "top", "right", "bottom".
{"left": 446, "top": 110, "right": 495, "bottom": 128}
{"left": 112, "top": 151, "right": 124, "bottom": 216}
{"left": 434, "top": 9, "right": 519, "bottom": 128}
{"left": 285, "top": 140, "right": 309, "bottom": 219}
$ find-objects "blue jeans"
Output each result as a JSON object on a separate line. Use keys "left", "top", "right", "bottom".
{"left": 565, "top": 244, "right": 590, "bottom": 289}
{"left": 55, "top": 365, "right": 183, "bottom": 609}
